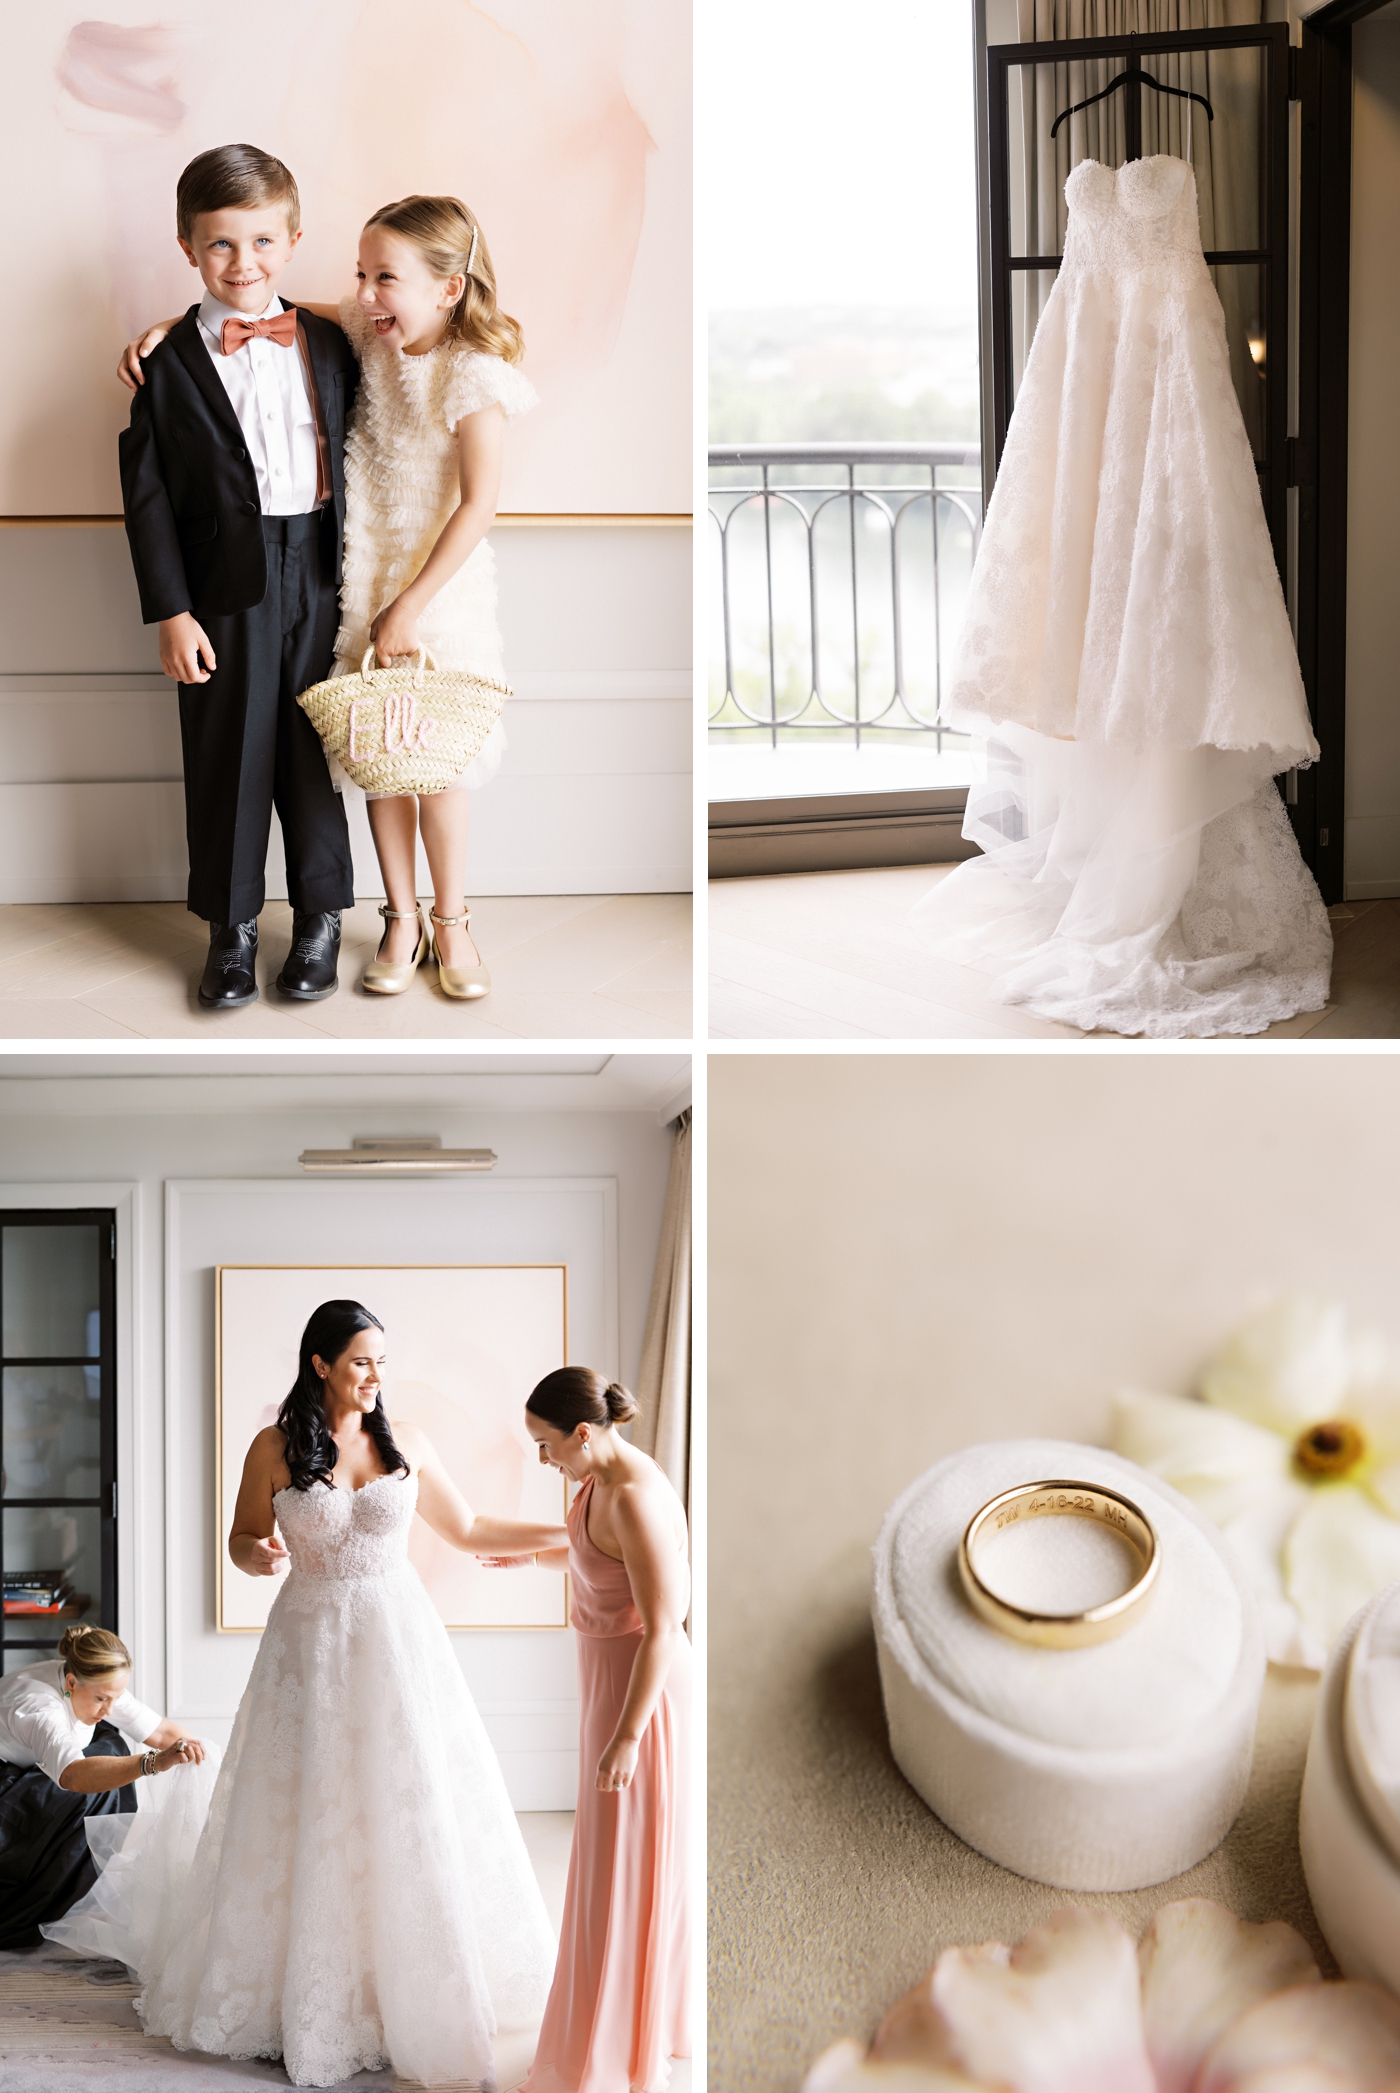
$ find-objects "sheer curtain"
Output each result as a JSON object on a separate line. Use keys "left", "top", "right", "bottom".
{"left": 632, "top": 1109, "right": 692, "bottom": 1510}
{"left": 1013, "top": 0, "right": 1266, "bottom": 457}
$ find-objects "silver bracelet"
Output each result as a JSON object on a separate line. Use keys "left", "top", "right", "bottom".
{"left": 141, "top": 1750, "right": 158, "bottom": 1778}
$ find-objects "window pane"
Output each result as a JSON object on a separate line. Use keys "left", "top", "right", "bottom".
{"left": 3, "top": 1366, "right": 102, "bottom": 1499}
{"left": 1208, "top": 261, "right": 1268, "bottom": 462}
{"left": 1010, "top": 271, "right": 1062, "bottom": 407}
{"left": 2, "top": 1225, "right": 101, "bottom": 1359}
{"left": 3, "top": 1505, "right": 101, "bottom": 1630}
{"left": 4, "top": 1644, "right": 60, "bottom": 1674}
{"left": 707, "top": 0, "right": 980, "bottom": 800}
{"left": 1007, "top": 45, "right": 1263, "bottom": 261}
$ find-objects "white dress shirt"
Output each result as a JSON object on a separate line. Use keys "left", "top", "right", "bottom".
{"left": 196, "top": 291, "right": 322, "bottom": 516}
{"left": 0, "top": 1659, "right": 161, "bottom": 1786}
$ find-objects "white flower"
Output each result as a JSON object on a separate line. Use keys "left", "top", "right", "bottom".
{"left": 1112, "top": 1297, "right": 1400, "bottom": 1668}
{"left": 802, "top": 1899, "right": 1400, "bottom": 2093}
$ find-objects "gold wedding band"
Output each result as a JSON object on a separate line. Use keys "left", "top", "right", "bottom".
{"left": 958, "top": 1480, "right": 1159, "bottom": 1649}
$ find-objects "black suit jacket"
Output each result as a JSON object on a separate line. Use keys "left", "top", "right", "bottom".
{"left": 118, "top": 305, "right": 358, "bottom": 625}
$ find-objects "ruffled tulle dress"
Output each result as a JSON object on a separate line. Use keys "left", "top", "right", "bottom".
{"left": 45, "top": 1472, "right": 555, "bottom": 2089}
{"left": 331, "top": 297, "right": 538, "bottom": 798}
{"left": 524, "top": 1475, "right": 690, "bottom": 2093}
{"left": 914, "top": 155, "right": 1333, "bottom": 1037}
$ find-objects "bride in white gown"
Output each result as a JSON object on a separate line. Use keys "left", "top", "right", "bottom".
{"left": 914, "top": 151, "right": 1333, "bottom": 1038}
{"left": 46, "top": 1299, "right": 564, "bottom": 2089}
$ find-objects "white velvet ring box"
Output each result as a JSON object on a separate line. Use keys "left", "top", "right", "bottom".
{"left": 1299, "top": 1579, "right": 1400, "bottom": 1993}
{"left": 872, "top": 1438, "right": 1267, "bottom": 1892}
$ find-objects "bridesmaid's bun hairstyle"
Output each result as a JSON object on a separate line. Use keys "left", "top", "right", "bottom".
{"left": 277, "top": 1300, "right": 410, "bottom": 1494}
{"left": 526, "top": 1367, "right": 637, "bottom": 1433}
{"left": 58, "top": 1625, "right": 131, "bottom": 1681}
{"left": 363, "top": 194, "right": 525, "bottom": 365}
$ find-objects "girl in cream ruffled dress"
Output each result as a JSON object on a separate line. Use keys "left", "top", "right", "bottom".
{"left": 329, "top": 195, "right": 537, "bottom": 999}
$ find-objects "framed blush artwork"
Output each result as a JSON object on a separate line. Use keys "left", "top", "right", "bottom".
{"left": 215, "top": 1262, "right": 569, "bottom": 1633}
{"left": 2, "top": 1, "right": 690, "bottom": 516}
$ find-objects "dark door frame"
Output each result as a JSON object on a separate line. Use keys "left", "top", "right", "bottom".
{"left": 0, "top": 1209, "right": 118, "bottom": 1664}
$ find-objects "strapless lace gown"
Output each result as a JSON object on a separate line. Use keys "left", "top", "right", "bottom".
{"left": 70, "top": 1474, "right": 556, "bottom": 2087}
{"left": 915, "top": 155, "right": 1332, "bottom": 1038}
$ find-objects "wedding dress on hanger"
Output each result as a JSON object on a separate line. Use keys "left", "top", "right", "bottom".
{"left": 914, "top": 152, "right": 1332, "bottom": 1037}
{"left": 44, "top": 1473, "right": 555, "bottom": 2088}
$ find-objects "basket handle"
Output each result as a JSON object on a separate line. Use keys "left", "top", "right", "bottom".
{"left": 359, "top": 645, "right": 438, "bottom": 685}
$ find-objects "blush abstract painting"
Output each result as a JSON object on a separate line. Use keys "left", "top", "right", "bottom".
{"left": 216, "top": 1262, "right": 569, "bottom": 1632}
{"left": 4, "top": 1, "right": 689, "bottom": 514}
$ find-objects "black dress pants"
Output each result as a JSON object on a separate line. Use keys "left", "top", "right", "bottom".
{"left": 178, "top": 510, "right": 355, "bottom": 925}
{"left": 0, "top": 1720, "right": 138, "bottom": 1949}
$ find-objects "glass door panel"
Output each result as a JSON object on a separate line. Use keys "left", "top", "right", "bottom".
{"left": 0, "top": 1212, "right": 115, "bottom": 1669}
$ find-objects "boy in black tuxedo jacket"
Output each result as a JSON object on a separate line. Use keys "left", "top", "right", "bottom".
{"left": 119, "top": 143, "right": 357, "bottom": 1008}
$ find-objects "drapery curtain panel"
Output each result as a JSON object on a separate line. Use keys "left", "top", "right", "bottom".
{"left": 632, "top": 1109, "right": 692, "bottom": 1509}
{"left": 1013, "top": 0, "right": 1266, "bottom": 457}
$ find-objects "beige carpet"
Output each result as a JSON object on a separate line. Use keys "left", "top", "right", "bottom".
{"left": 704, "top": 1054, "right": 1400, "bottom": 2093}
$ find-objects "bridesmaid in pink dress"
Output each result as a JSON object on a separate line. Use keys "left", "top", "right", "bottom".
{"left": 521, "top": 1367, "right": 691, "bottom": 2093}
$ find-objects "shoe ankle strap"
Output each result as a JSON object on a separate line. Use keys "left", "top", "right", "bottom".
{"left": 430, "top": 906, "right": 470, "bottom": 929}
{"left": 378, "top": 904, "right": 421, "bottom": 922}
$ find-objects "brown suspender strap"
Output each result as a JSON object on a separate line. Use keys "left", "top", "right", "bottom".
{"left": 294, "top": 316, "right": 333, "bottom": 508}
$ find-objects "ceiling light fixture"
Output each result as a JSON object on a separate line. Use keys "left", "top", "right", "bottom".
{"left": 297, "top": 1137, "right": 497, "bottom": 1176}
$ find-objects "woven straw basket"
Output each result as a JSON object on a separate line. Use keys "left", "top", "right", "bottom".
{"left": 297, "top": 647, "right": 510, "bottom": 796}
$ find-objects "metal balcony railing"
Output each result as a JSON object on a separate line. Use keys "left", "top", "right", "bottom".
{"left": 708, "top": 442, "right": 984, "bottom": 749}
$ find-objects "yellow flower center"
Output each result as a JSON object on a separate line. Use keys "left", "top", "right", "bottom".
{"left": 1294, "top": 1419, "right": 1366, "bottom": 1479}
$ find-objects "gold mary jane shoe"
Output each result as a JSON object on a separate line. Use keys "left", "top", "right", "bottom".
{"left": 431, "top": 905, "right": 491, "bottom": 1001}
{"left": 361, "top": 904, "right": 429, "bottom": 994}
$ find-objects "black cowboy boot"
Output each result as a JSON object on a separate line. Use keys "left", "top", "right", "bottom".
{"left": 276, "top": 910, "right": 342, "bottom": 1000}
{"left": 198, "top": 920, "right": 259, "bottom": 1009}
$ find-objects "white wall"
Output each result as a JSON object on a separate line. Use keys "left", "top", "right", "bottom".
{"left": 0, "top": 1077, "right": 677, "bottom": 1808}
{"left": 0, "top": 523, "right": 692, "bottom": 902}
{"left": 1347, "top": 16, "right": 1400, "bottom": 898}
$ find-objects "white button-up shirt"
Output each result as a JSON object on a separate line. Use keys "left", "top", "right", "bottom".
{"left": 196, "top": 290, "right": 321, "bottom": 517}
{"left": 0, "top": 1659, "right": 161, "bottom": 1786}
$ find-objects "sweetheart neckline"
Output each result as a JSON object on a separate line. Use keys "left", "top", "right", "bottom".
{"left": 272, "top": 1472, "right": 413, "bottom": 1503}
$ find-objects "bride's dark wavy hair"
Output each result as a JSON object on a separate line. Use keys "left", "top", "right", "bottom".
{"left": 276, "top": 1299, "right": 410, "bottom": 1493}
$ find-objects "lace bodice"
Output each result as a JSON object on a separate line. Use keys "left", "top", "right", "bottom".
{"left": 273, "top": 1473, "right": 416, "bottom": 1583}
{"left": 1061, "top": 156, "right": 1205, "bottom": 278}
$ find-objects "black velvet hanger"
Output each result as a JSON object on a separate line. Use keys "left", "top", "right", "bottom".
{"left": 1050, "top": 63, "right": 1213, "bottom": 140}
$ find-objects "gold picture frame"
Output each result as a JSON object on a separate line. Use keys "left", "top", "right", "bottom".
{"left": 215, "top": 1263, "right": 569, "bottom": 1634}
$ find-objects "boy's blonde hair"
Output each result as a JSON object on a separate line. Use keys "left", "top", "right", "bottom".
{"left": 59, "top": 1624, "right": 131, "bottom": 1683}
{"left": 364, "top": 196, "right": 524, "bottom": 365}
{"left": 177, "top": 144, "right": 300, "bottom": 242}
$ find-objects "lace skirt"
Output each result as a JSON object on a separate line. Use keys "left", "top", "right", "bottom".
{"left": 63, "top": 1564, "right": 554, "bottom": 2088}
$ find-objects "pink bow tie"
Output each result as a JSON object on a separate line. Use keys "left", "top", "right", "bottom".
{"left": 220, "top": 309, "right": 298, "bottom": 355}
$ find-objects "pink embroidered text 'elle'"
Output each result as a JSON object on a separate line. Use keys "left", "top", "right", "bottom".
{"left": 348, "top": 691, "right": 439, "bottom": 761}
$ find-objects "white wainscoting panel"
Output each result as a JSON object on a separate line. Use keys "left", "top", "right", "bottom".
{"left": 0, "top": 671, "right": 690, "bottom": 901}
{"left": 0, "top": 521, "right": 692, "bottom": 901}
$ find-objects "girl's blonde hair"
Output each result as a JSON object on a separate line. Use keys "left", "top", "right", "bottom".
{"left": 365, "top": 195, "right": 524, "bottom": 365}
{"left": 58, "top": 1624, "right": 131, "bottom": 1683}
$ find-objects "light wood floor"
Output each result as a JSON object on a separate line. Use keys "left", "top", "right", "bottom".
{"left": 710, "top": 863, "right": 1400, "bottom": 1040}
{"left": 0, "top": 896, "right": 691, "bottom": 1041}
{"left": 0, "top": 1814, "right": 693, "bottom": 2092}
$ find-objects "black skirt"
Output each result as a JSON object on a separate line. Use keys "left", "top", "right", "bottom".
{"left": 0, "top": 1719, "right": 138, "bottom": 1949}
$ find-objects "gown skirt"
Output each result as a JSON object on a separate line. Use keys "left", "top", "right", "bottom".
{"left": 525, "top": 1476, "right": 691, "bottom": 2093}
{"left": 915, "top": 154, "right": 1332, "bottom": 1038}
{"left": 43, "top": 1474, "right": 555, "bottom": 2090}
{"left": 0, "top": 1722, "right": 136, "bottom": 1948}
